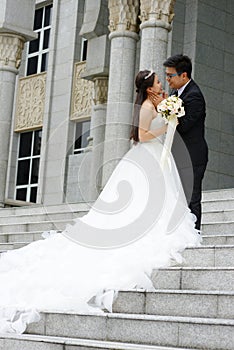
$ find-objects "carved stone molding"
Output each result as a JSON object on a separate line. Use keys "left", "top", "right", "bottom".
{"left": 0, "top": 33, "right": 25, "bottom": 69}
{"left": 140, "top": 0, "right": 176, "bottom": 25}
{"left": 93, "top": 77, "right": 108, "bottom": 105}
{"left": 70, "top": 62, "right": 94, "bottom": 121}
{"left": 108, "top": 0, "right": 140, "bottom": 32}
{"left": 14, "top": 72, "right": 46, "bottom": 132}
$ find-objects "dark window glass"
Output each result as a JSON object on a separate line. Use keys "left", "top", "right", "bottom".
{"left": 16, "top": 130, "right": 41, "bottom": 203}
{"left": 82, "top": 40, "right": 88, "bottom": 61}
{"left": 44, "top": 5, "right": 53, "bottom": 27}
{"left": 27, "top": 56, "right": 38, "bottom": 75}
{"left": 16, "top": 188, "right": 27, "bottom": 201}
{"left": 19, "top": 132, "right": 32, "bottom": 158}
{"left": 28, "top": 33, "right": 40, "bottom": 54}
{"left": 34, "top": 8, "right": 43, "bottom": 30}
{"left": 33, "top": 130, "right": 42, "bottom": 156}
{"left": 30, "top": 187, "right": 37, "bottom": 203}
{"left": 16, "top": 159, "right": 30, "bottom": 186}
{"left": 75, "top": 123, "right": 82, "bottom": 150}
{"left": 74, "top": 120, "right": 90, "bottom": 151}
{"left": 31, "top": 158, "right": 40, "bottom": 184}
{"left": 41, "top": 53, "right": 48, "bottom": 72}
{"left": 43, "top": 29, "right": 50, "bottom": 50}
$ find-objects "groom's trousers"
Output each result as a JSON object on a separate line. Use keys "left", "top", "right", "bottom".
{"left": 189, "top": 163, "right": 207, "bottom": 231}
{"left": 175, "top": 161, "right": 207, "bottom": 231}
{"left": 172, "top": 133, "right": 208, "bottom": 231}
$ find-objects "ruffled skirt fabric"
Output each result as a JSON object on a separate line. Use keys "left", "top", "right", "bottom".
{"left": 0, "top": 140, "right": 201, "bottom": 334}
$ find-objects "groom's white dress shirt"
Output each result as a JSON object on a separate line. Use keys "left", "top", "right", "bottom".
{"left": 177, "top": 79, "right": 191, "bottom": 97}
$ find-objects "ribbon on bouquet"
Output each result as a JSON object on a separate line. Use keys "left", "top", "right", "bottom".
{"left": 157, "top": 95, "right": 185, "bottom": 169}
{"left": 160, "top": 116, "right": 177, "bottom": 169}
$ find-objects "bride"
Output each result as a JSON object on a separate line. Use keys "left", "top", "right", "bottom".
{"left": 0, "top": 70, "right": 201, "bottom": 334}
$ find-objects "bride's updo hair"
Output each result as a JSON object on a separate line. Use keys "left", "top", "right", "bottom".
{"left": 130, "top": 70, "right": 155, "bottom": 143}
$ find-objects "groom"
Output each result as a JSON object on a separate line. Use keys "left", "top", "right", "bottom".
{"left": 163, "top": 54, "right": 208, "bottom": 231}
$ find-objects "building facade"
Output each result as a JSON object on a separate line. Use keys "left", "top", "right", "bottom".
{"left": 0, "top": 0, "right": 233, "bottom": 208}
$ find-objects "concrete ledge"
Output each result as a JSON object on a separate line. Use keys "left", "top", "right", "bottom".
{"left": 0, "top": 333, "right": 201, "bottom": 350}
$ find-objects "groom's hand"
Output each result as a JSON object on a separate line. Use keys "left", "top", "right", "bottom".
{"left": 147, "top": 88, "right": 165, "bottom": 107}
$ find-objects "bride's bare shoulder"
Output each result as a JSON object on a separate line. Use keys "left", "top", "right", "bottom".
{"left": 141, "top": 100, "right": 157, "bottom": 119}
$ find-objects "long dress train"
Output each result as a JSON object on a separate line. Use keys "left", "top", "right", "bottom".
{"left": 0, "top": 116, "right": 201, "bottom": 334}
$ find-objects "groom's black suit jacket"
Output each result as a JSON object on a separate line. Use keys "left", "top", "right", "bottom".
{"left": 172, "top": 79, "right": 208, "bottom": 168}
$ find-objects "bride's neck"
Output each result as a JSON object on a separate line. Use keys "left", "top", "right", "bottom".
{"left": 147, "top": 96, "right": 158, "bottom": 109}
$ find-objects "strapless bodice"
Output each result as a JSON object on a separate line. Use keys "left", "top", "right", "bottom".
{"left": 146, "top": 114, "right": 166, "bottom": 144}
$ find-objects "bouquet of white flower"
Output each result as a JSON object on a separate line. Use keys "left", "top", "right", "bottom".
{"left": 157, "top": 95, "right": 185, "bottom": 169}
{"left": 157, "top": 95, "right": 185, "bottom": 123}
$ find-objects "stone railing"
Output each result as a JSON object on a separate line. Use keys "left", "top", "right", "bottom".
{"left": 70, "top": 61, "right": 94, "bottom": 121}
{"left": 14, "top": 72, "right": 46, "bottom": 132}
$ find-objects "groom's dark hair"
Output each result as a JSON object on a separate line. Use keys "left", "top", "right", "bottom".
{"left": 163, "top": 54, "right": 192, "bottom": 79}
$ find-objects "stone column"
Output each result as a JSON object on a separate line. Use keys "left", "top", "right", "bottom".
{"left": 0, "top": 33, "right": 25, "bottom": 206}
{"left": 139, "top": 0, "right": 176, "bottom": 82}
{"left": 89, "top": 77, "right": 108, "bottom": 199}
{"left": 101, "top": 0, "right": 140, "bottom": 187}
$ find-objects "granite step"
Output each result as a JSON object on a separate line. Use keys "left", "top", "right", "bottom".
{"left": 202, "top": 198, "right": 234, "bottom": 211}
{"left": 201, "top": 209, "right": 234, "bottom": 222}
{"left": 0, "top": 334, "right": 202, "bottom": 350}
{"left": 25, "top": 311, "right": 234, "bottom": 350}
{"left": 0, "top": 231, "right": 233, "bottom": 246}
{"left": 201, "top": 234, "right": 234, "bottom": 245}
{"left": 113, "top": 289, "right": 234, "bottom": 319}
{"left": 1, "top": 234, "right": 233, "bottom": 253}
{"left": 0, "top": 210, "right": 86, "bottom": 225}
{"left": 0, "top": 242, "right": 28, "bottom": 250}
{"left": 0, "top": 231, "right": 45, "bottom": 243}
{"left": 0, "top": 202, "right": 91, "bottom": 217}
{"left": 152, "top": 267, "right": 234, "bottom": 291}
{"left": 201, "top": 221, "right": 234, "bottom": 234}
{"left": 0, "top": 220, "right": 233, "bottom": 238}
{"left": 202, "top": 188, "right": 234, "bottom": 201}
{"left": 182, "top": 245, "right": 234, "bottom": 267}
{"left": 0, "top": 219, "right": 71, "bottom": 233}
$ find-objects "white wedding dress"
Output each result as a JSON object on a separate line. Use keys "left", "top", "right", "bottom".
{"left": 0, "top": 115, "right": 201, "bottom": 334}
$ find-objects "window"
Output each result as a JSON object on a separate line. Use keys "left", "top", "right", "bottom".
{"left": 15, "top": 130, "right": 42, "bottom": 202}
{"left": 74, "top": 120, "right": 91, "bottom": 154}
{"left": 26, "top": 4, "right": 53, "bottom": 76}
{"left": 81, "top": 38, "right": 88, "bottom": 61}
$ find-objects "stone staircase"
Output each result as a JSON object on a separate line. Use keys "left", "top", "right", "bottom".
{"left": 0, "top": 188, "right": 233, "bottom": 350}
{"left": 0, "top": 202, "right": 90, "bottom": 251}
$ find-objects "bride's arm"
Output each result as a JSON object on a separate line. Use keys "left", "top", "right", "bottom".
{"left": 139, "top": 106, "right": 167, "bottom": 142}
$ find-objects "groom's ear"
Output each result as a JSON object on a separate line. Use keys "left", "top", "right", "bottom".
{"left": 181, "top": 72, "right": 188, "bottom": 80}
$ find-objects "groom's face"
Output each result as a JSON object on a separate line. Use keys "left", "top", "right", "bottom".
{"left": 165, "top": 67, "right": 187, "bottom": 90}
